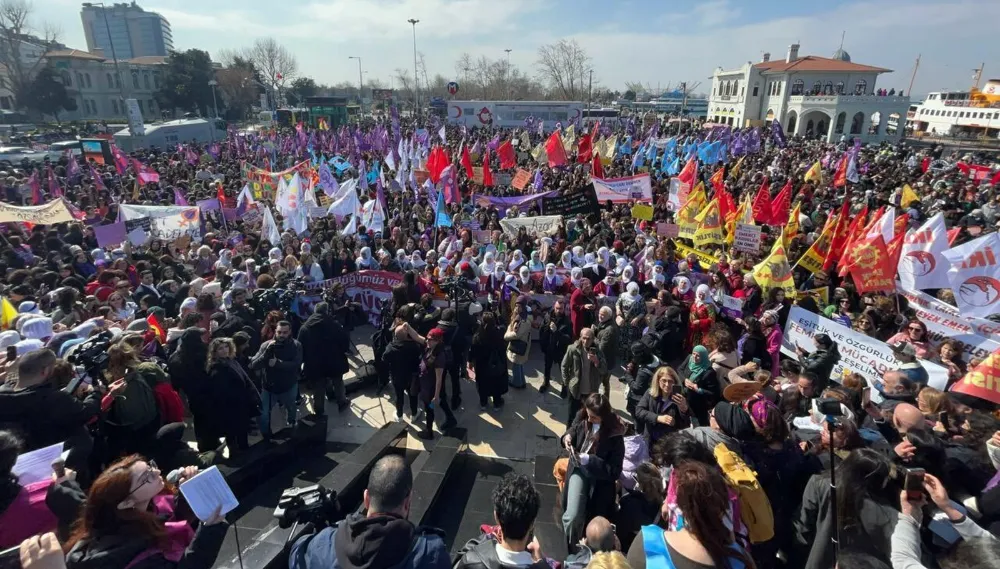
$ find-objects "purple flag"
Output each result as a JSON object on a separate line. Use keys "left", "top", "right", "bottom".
{"left": 65, "top": 152, "right": 82, "bottom": 179}
{"left": 173, "top": 188, "right": 188, "bottom": 206}
{"left": 358, "top": 159, "right": 368, "bottom": 191}
{"left": 29, "top": 171, "right": 42, "bottom": 204}
{"left": 533, "top": 169, "right": 544, "bottom": 190}
{"left": 488, "top": 134, "right": 500, "bottom": 151}
{"left": 91, "top": 166, "right": 106, "bottom": 191}
{"left": 46, "top": 167, "right": 62, "bottom": 198}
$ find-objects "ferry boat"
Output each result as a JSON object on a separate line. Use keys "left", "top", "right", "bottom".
{"left": 614, "top": 91, "right": 709, "bottom": 119}
{"left": 906, "top": 79, "right": 1000, "bottom": 139}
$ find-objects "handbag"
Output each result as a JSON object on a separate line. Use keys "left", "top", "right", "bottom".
{"left": 509, "top": 339, "right": 528, "bottom": 356}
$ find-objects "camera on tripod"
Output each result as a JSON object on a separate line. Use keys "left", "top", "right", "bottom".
{"left": 273, "top": 484, "right": 342, "bottom": 529}
{"left": 439, "top": 277, "right": 475, "bottom": 301}
{"left": 66, "top": 330, "right": 114, "bottom": 382}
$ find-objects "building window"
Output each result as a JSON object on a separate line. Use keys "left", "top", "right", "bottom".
{"left": 148, "top": 99, "right": 155, "bottom": 113}
{"left": 112, "top": 99, "right": 119, "bottom": 115}
{"left": 132, "top": 73, "right": 139, "bottom": 90}
{"left": 76, "top": 72, "right": 83, "bottom": 87}
{"left": 137, "top": 99, "right": 144, "bottom": 113}
{"left": 84, "top": 74, "right": 92, "bottom": 88}
{"left": 850, "top": 112, "right": 865, "bottom": 134}
{"left": 106, "top": 73, "right": 113, "bottom": 88}
{"left": 740, "top": 87, "right": 744, "bottom": 97}
{"left": 811, "top": 81, "right": 822, "bottom": 95}
{"left": 152, "top": 73, "right": 159, "bottom": 89}
{"left": 752, "top": 82, "right": 759, "bottom": 97}
{"left": 824, "top": 82, "right": 834, "bottom": 95}
{"left": 791, "top": 79, "right": 804, "bottom": 96}
{"left": 834, "top": 112, "right": 846, "bottom": 134}
{"left": 854, "top": 79, "right": 867, "bottom": 95}
{"left": 143, "top": 73, "right": 150, "bottom": 90}
{"left": 775, "top": 82, "right": 781, "bottom": 96}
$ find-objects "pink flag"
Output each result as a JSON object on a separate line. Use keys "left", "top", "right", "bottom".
{"left": 46, "top": 167, "right": 62, "bottom": 198}
{"left": 112, "top": 145, "right": 128, "bottom": 174}
{"left": 28, "top": 171, "right": 42, "bottom": 205}
{"left": 131, "top": 158, "right": 160, "bottom": 184}
{"left": 65, "top": 151, "right": 81, "bottom": 179}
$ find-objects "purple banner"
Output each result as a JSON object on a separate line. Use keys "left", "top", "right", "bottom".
{"left": 93, "top": 222, "right": 127, "bottom": 248}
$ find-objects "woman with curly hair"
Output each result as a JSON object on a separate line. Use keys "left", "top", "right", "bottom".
{"left": 206, "top": 338, "right": 259, "bottom": 457}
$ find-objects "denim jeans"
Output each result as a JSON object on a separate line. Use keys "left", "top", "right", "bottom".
{"left": 509, "top": 363, "right": 526, "bottom": 388}
{"left": 562, "top": 471, "right": 589, "bottom": 545}
{"left": 258, "top": 385, "right": 298, "bottom": 434}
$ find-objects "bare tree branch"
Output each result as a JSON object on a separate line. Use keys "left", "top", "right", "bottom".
{"left": 0, "top": 0, "right": 59, "bottom": 107}
{"left": 535, "top": 39, "right": 591, "bottom": 101}
{"left": 247, "top": 37, "right": 297, "bottom": 104}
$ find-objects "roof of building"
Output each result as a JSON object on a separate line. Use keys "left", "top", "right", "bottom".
{"left": 755, "top": 55, "right": 889, "bottom": 73}
{"left": 125, "top": 56, "right": 168, "bottom": 65}
{"left": 44, "top": 49, "right": 105, "bottom": 61}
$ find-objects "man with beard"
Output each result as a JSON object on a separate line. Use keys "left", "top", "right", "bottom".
{"left": 297, "top": 303, "right": 351, "bottom": 415}
{"left": 539, "top": 300, "right": 573, "bottom": 396}
{"left": 250, "top": 320, "right": 303, "bottom": 439}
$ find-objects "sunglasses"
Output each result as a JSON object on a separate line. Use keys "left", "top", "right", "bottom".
{"left": 908, "top": 326, "right": 923, "bottom": 332}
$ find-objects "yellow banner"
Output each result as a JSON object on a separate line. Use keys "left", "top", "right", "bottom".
{"left": 672, "top": 241, "right": 720, "bottom": 268}
{"left": 631, "top": 203, "right": 654, "bottom": 221}
{"left": 753, "top": 239, "right": 795, "bottom": 292}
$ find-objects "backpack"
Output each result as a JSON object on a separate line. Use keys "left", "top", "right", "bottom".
{"left": 110, "top": 369, "right": 159, "bottom": 429}
{"left": 713, "top": 443, "right": 774, "bottom": 544}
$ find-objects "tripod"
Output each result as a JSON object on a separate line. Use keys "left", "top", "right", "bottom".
{"left": 825, "top": 414, "right": 842, "bottom": 558}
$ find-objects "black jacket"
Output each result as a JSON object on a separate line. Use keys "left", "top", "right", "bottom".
{"left": 383, "top": 338, "right": 422, "bottom": 385}
{"left": 289, "top": 512, "right": 450, "bottom": 569}
{"left": 739, "top": 332, "right": 771, "bottom": 369}
{"left": 249, "top": 338, "right": 303, "bottom": 394}
{"left": 634, "top": 392, "right": 690, "bottom": 446}
{"left": 298, "top": 313, "right": 350, "bottom": 378}
{"left": 539, "top": 313, "right": 572, "bottom": 357}
{"left": 65, "top": 523, "right": 227, "bottom": 569}
{"left": 454, "top": 534, "right": 549, "bottom": 569}
{"left": 624, "top": 358, "right": 661, "bottom": 406}
{"left": 0, "top": 383, "right": 101, "bottom": 451}
{"left": 562, "top": 418, "right": 625, "bottom": 524}
{"left": 800, "top": 346, "right": 841, "bottom": 391}
{"left": 207, "top": 360, "right": 260, "bottom": 427}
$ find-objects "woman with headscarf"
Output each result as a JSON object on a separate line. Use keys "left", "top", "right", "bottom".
{"left": 761, "top": 309, "right": 784, "bottom": 378}
{"left": 410, "top": 250, "right": 426, "bottom": 271}
{"left": 355, "top": 246, "right": 380, "bottom": 270}
{"left": 597, "top": 247, "right": 611, "bottom": 272}
{"left": 571, "top": 246, "right": 586, "bottom": 267}
{"left": 527, "top": 250, "right": 544, "bottom": 273}
{"left": 616, "top": 281, "right": 646, "bottom": 359}
{"left": 592, "top": 273, "right": 618, "bottom": 297}
{"left": 681, "top": 345, "right": 720, "bottom": 426}
{"left": 672, "top": 276, "right": 694, "bottom": 307}
{"left": 517, "top": 266, "right": 533, "bottom": 293}
{"left": 568, "top": 267, "right": 586, "bottom": 291}
{"left": 620, "top": 265, "right": 636, "bottom": 288}
{"left": 542, "top": 263, "right": 564, "bottom": 294}
{"left": 395, "top": 249, "right": 411, "bottom": 272}
{"left": 614, "top": 257, "right": 629, "bottom": 277}
{"left": 560, "top": 250, "right": 574, "bottom": 271}
{"left": 508, "top": 249, "right": 525, "bottom": 272}
{"left": 214, "top": 249, "right": 233, "bottom": 271}
{"left": 434, "top": 257, "right": 454, "bottom": 280}
{"left": 686, "top": 284, "right": 717, "bottom": 350}
{"left": 480, "top": 250, "right": 498, "bottom": 276}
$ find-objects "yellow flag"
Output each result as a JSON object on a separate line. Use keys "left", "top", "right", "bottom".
{"left": 562, "top": 124, "right": 576, "bottom": 152}
{"left": 0, "top": 297, "right": 17, "bottom": 330}
{"left": 783, "top": 202, "right": 801, "bottom": 242}
{"left": 794, "top": 216, "right": 835, "bottom": 274}
{"left": 676, "top": 184, "right": 707, "bottom": 240}
{"left": 694, "top": 198, "right": 725, "bottom": 247}
{"left": 752, "top": 238, "right": 795, "bottom": 292}
{"left": 132, "top": 178, "right": 140, "bottom": 201}
{"left": 725, "top": 194, "right": 752, "bottom": 245}
{"left": 804, "top": 161, "right": 822, "bottom": 183}
{"left": 901, "top": 184, "right": 919, "bottom": 208}
{"left": 531, "top": 143, "right": 548, "bottom": 163}
{"left": 728, "top": 156, "right": 745, "bottom": 180}
{"left": 603, "top": 135, "right": 618, "bottom": 161}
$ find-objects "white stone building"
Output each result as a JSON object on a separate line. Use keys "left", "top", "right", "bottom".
{"left": 44, "top": 49, "right": 166, "bottom": 121}
{"left": 707, "top": 44, "right": 911, "bottom": 143}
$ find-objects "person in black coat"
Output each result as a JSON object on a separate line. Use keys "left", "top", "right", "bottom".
{"left": 206, "top": 338, "right": 259, "bottom": 457}
{"left": 680, "top": 345, "right": 721, "bottom": 427}
{"left": 737, "top": 316, "right": 771, "bottom": 369}
{"left": 634, "top": 367, "right": 691, "bottom": 448}
{"left": 468, "top": 313, "right": 508, "bottom": 410}
{"left": 539, "top": 299, "right": 573, "bottom": 394}
{"left": 621, "top": 341, "right": 661, "bottom": 432}
{"left": 382, "top": 308, "right": 425, "bottom": 420}
{"left": 166, "top": 329, "right": 219, "bottom": 452}
{"left": 297, "top": 302, "right": 351, "bottom": 414}
{"left": 560, "top": 393, "right": 625, "bottom": 547}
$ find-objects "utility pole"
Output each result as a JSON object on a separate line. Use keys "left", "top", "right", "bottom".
{"left": 907, "top": 54, "right": 920, "bottom": 97}
{"left": 504, "top": 48, "right": 512, "bottom": 100}
{"left": 89, "top": 2, "right": 130, "bottom": 128}
{"left": 678, "top": 81, "right": 688, "bottom": 135}
{"left": 587, "top": 69, "right": 593, "bottom": 114}
{"left": 349, "top": 56, "right": 364, "bottom": 113}
{"left": 973, "top": 62, "right": 985, "bottom": 89}
{"left": 408, "top": 19, "right": 420, "bottom": 119}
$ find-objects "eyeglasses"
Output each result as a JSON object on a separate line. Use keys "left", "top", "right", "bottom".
{"left": 908, "top": 326, "right": 923, "bottom": 332}
{"left": 120, "top": 460, "right": 159, "bottom": 500}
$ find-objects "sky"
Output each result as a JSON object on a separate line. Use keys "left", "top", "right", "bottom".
{"left": 45, "top": 0, "right": 1000, "bottom": 99}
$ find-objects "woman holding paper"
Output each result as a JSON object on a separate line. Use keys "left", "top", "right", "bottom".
{"left": 61, "top": 455, "right": 227, "bottom": 569}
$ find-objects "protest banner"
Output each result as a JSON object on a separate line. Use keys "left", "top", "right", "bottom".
{"left": 495, "top": 172, "right": 513, "bottom": 187}
{"left": 499, "top": 215, "right": 562, "bottom": 238}
{"left": 472, "top": 230, "right": 493, "bottom": 244}
{"left": 542, "top": 188, "right": 599, "bottom": 217}
{"left": 781, "top": 306, "right": 949, "bottom": 390}
{"left": 511, "top": 169, "right": 532, "bottom": 190}
{"left": 631, "top": 204, "right": 654, "bottom": 221}
{"left": 668, "top": 178, "right": 690, "bottom": 211}
{"left": 119, "top": 204, "right": 201, "bottom": 240}
{"left": 672, "top": 241, "right": 719, "bottom": 268}
{"left": 896, "top": 285, "right": 1000, "bottom": 361}
{"left": 93, "top": 222, "right": 127, "bottom": 248}
{"left": 733, "top": 223, "right": 761, "bottom": 253}
{"left": 720, "top": 295, "right": 744, "bottom": 319}
{"left": 592, "top": 174, "right": 653, "bottom": 203}
{"left": 0, "top": 200, "right": 75, "bottom": 224}
{"left": 656, "top": 223, "right": 680, "bottom": 238}
{"left": 471, "top": 166, "right": 484, "bottom": 184}
{"left": 951, "top": 350, "right": 1000, "bottom": 405}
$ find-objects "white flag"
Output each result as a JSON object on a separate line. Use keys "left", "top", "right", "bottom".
{"left": 866, "top": 207, "right": 895, "bottom": 243}
{"left": 438, "top": 125, "right": 447, "bottom": 144}
{"left": 898, "top": 213, "right": 950, "bottom": 290}
{"left": 327, "top": 178, "right": 359, "bottom": 219}
{"left": 941, "top": 233, "right": 1000, "bottom": 319}
{"left": 261, "top": 207, "right": 281, "bottom": 245}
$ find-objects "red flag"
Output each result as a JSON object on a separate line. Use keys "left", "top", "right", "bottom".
{"left": 216, "top": 182, "right": 227, "bottom": 207}
{"left": 885, "top": 224, "right": 907, "bottom": 269}
{"left": 989, "top": 170, "right": 1000, "bottom": 186}
{"left": 497, "top": 140, "right": 516, "bottom": 170}
{"left": 146, "top": 313, "right": 166, "bottom": 343}
{"left": 824, "top": 200, "right": 854, "bottom": 271}
{"left": 576, "top": 133, "right": 593, "bottom": 163}
{"left": 770, "top": 180, "right": 792, "bottom": 226}
{"left": 951, "top": 349, "right": 1000, "bottom": 405}
{"left": 718, "top": 189, "right": 736, "bottom": 226}
{"left": 482, "top": 148, "right": 494, "bottom": 187}
{"left": 835, "top": 204, "right": 871, "bottom": 274}
{"left": 947, "top": 227, "right": 961, "bottom": 246}
{"left": 545, "top": 131, "right": 568, "bottom": 167}
{"left": 677, "top": 158, "right": 697, "bottom": 186}
{"left": 832, "top": 155, "right": 848, "bottom": 187}
{"left": 427, "top": 147, "right": 450, "bottom": 184}
{"left": 849, "top": 234, "right": 895, "bottom": 293}
{"left": 460, "top": 145, "right": 475, "bottom": 178}
{"left": 750, "top": 178, "right": 772, "bottom": 224}
{"left": 591, "top": 153, "right": 604, "bottom": 179}
{"left": 709, "top": 168, "right": 725, "bottom": 193}
{"left": 921, "top": 156, "right": 931, "bottom": 173}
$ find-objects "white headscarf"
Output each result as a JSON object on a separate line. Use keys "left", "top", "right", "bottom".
{"left": 675, "top": 276, "right": 692, "bottom": 294}
{"left": 560, "top": 250, "right": 573, "bottom": 270}
{"left": 570, "top": 267, "right": 584, "bottom": 288}
{"left": 544, "top": 263, "right": 561, "bottom": 285}
{"left": 519, "top": 266, "right": 531, "bottom": 285}
{"left": 621, "top": 265, "right": 634, "bottom": 284}
{"left": 410, "top": 250, "right": 426, "bottom": 269}
{"left": 621, "top": 281, "right": 640, "bottom": 302}
{"left": 597, "top": 247, "right": 611, "bottom": 269}
{"left": 509, "top": 250, "right": 525, "bottom": 272}
{"left": 481, "top": 251, "right": 496, "bottom": 275}
{"left": 572, "top": 246, "right": 586, "bottom": 266}
{"left": 695, "top": 283, "right": 715, "bottom": 307}
{"left": 615, "top": 257, "right": 629, "bottom": 275}
{"left": 583, "top": 253, "right": 597, "bottom": 269}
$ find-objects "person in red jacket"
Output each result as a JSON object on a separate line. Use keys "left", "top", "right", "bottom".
{"left": 569, "top": 278, "right": 596, "bottom": 340}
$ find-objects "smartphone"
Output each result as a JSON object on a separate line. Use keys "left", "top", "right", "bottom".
{"left": 861, "top": 386, "right": 871, "bottom": 408}
{"left": 752, "top": 357, "right": 761, "bottom": 366}
{"left": 904, "top": 468, "right": 926, "bottom": 499}
{"left": 670, "top": 384, "right": 682, "bottom": 397}
{"left": 4, "top": 346, "right": 14, "bottom": 362}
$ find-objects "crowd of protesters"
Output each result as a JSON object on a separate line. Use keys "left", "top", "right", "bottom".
{"left": 0, "top": 107, "right": 998, "bottom": 569}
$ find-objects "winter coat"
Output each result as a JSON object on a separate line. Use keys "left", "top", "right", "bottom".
{"left": 0, "top": 383, "right": 101, "bottom": 452}
{"left": 207, "top": 359, "right": 260, "bottom": 428}
{"left": 635, "top": 392, "right": 690, "bottom": 447}
{"left": 289, "top": 512, "right": 450, "bottom": 569}
{"left": 249, "top": 338, "right": 303, "bottom": 394}
{"left": 561, "top": 417, "right": 625, "bottom": 526}
{"left": 454, "top": 533, "right": 549, "bottom": 569}
{"left": 592, "top": 319, "right": 619, "bottom": 374}
{"left": 503, "top": 318, "right": 531, "bottom": 365}
{"left": 800, "top": 345, "right": 841, "bottom": 391}
{"left": 561, "top": 340, "right": 607, "bottom": 399}
{"left": 298, "top": 313, "right": 350, "bottom": 378}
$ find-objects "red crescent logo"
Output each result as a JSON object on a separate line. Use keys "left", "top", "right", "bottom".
{"left": 450, "top": 105, "right": 462, "bottom": 118}
{"left": 478, "top": 107, "right": 492, "bottom": 124}
{"left": 959, "top": 276, "right": 1000, "bottom": 308}
{"left": 901, "top": 251, "right": 936, "bottom": 277}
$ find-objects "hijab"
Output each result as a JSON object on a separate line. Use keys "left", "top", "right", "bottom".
{"left": 583, "top": 252, "right": 598, "bottom": 270}
{"left": 508, "top": 250, "right": 525, "bottom": 271}
{"left": 528, "top": 251, "right": 544, "bottom": 272}
{"left": 621, "top": 265, "right": 634, "bottom": 284}
{"left": 615, "top": 257, "right": 629, "bottom": 275}
{"left": 694, "top": 284, "right": 715, "bottom": 307}
{"left": 688, "top": 345, "right": 711, "bottom": 376}
{"left": 597, "top": 247, "right": 611, "bottom": 269}
{"left": 570, "top": 267, "right": 584, "bottom": 288}
{"left": 560, "top": 250, "right": 573, "bottom": 270}
{"left": 481, "top": 251, "right": 497, "bottom": 275}
{"left": 410, "top": 250, "right": 426, "bottom": 269}
{"left": 621, "top": 281, "right": 640, "bottom": 302}
{"left": 519, "top": 266, "right": 531, "bottom": 285}
{"left": 572, "top": 246, "right": 585, "bottom": 266}
{"left": 675, "top": 276, "right": 692, "bottom": 295}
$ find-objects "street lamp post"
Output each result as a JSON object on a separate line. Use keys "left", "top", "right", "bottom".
{"left": 504, "top": 48, "right": 512, "bottom": 100}
{"left": 84, "top": 2, "right": 129, "bottom": 127}
{"left": 588, "top": 69, "right": 593, "bottom": 116}
{"left": 349, "top": 56, "right": 363, "bottom": 113}
{"left": 408, "top": 18, "right": 419, "bottom": 118}
{"left": 208, "top": 79, "right": 219, "bottom": 119}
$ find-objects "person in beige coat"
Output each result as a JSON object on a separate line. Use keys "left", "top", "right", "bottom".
{"left": 505, "top": 297, "right": 532, "bottom": 389}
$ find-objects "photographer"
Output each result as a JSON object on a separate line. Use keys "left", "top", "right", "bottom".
{"left": 0, "top": 349, "right": 99, "bottom": 477}
{"left": 539, "top": 300, "right": 572, "bottom": 396}
{"left": 289, "top": 455, "right": 450, "bottom": 569}
{"left": 250, "top": 321, "right": 303, "bottom": 440}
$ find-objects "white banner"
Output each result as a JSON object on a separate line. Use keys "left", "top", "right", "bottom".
{"left": 941, "top": 233, "right": 1000, "bottom": 320}
{"left": 668, "top": 178, "right": 689, "bottom": 211}
{"left": 0, "top": 200, "right": 74, "bottom": 224}
{"left": 781, "top": 306, "right": 949, "bottom": 391}
{"left": 733, "top": 223, "right": 761, "bottom": 253}
{"left": 896, "top": 285, "right": 1000, "bottom": 361}
{"left": 119, "top": 204, "right": 201, "bottom": 240}
{"left": 592, "top": 174, "right": 653, "bottom": 203}
{"left": 499, "top": 215, "right": 562, "bottom": 238}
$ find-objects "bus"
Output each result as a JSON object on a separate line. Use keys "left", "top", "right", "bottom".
{"left": 582, "top": 108, "right": 620, "bottom": 124}
{"left": 446, "top": 101, "right": 584, "bottom": 130}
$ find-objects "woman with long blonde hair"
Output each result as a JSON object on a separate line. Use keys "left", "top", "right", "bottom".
{"left": 205, "top": 338, "right": 259, "bottom": 457}
{"left": 634, "top": 367, "right": 690, "bottom": 447}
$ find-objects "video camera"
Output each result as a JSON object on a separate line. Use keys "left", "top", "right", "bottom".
{"left": 273, "top": 484, "right": 342, "bottom": 530}
{"left": 438, "top": 276, "right": 476, "bottom": 302}
{"left": 66, "top": 330, "right": 114, "bottom": 383}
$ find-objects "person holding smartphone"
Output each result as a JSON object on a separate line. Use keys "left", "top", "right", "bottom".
{"left": 634, "top": 367, "right": 690, "bottom": 448}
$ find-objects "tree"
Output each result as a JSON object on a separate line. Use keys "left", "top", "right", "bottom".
{"left": 0, "top": 0, "right": 60, "bottom": 107}
{"left": 155, "top": 49, "right": 215, "bottom": 116}
{"left": 536, "top": 39, "right": 591, "bottom": 101}
{"left": 451, "top": 52, "right": 548, "bottom": 101}
{"left": 623, "top": 90, "right": 636, "bottom": 102}
{"left": 23, "top": 65, "right": 74, "bottom": 120}
{"left": 247, "top": 38, "right": 297, "bottom": 107}
{"left": 286, "top": 76, "right": 317, "bottom": 106}
{"left": 214, "top": 50, "right": 260, "bottom": 120}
